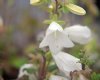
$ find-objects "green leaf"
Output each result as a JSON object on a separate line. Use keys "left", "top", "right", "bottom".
{"left": 24, "top": 67, "right": 36, "bottom": 74}
{"left": 91, "top": 72, "right": 100, "bottom": 80}
{"left": 48, "top": 64, "right": 57, "bottom": 72}
{"left": 10, "top": 58, "right": 28, "bottom": 68}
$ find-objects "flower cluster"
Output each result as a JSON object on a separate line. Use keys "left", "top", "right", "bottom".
{"left": 40, "top": 21, "right": 91, "bottom": 80}
{"left": 17, "top": 0, "right": 93, "bottom": 80}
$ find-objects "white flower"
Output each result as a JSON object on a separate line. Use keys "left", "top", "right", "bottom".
{"left": 39, "top": 22, "right": 74, "bottom": 53}
{"left": 64, "top": 25, "right": 91, "bottom": 44}
{"left": 18, "top": 64, "right": 37, "bottom": 80}
{"left": 39, "top": 22, "right": 91, "bottom": 54}
{"left": 52, "top": 51, "right": 82, "bottom": 77}
{"left": 52, "top": 52, "right": 89, "bottom": 79}
{"left": 49, "top": 75, "right": 68, "bottom": 80}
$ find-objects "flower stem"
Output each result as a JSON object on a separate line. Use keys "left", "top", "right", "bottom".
{"left": 38, "top": 56, "right": 46, "bottom": 80}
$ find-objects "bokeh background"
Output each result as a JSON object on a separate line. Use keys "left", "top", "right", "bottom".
{"left": 0, "top": 0, "right": 100, "bottom": 80}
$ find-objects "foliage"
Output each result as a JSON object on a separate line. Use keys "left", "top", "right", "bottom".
{"left": 91, "top": 72, "right": 100, "bottom": 80}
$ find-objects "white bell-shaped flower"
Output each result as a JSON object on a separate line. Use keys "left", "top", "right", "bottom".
{"left": 39, "top": 22, "right": 74, "bottom": 53}
{"left": 53, "top": 51, "right": 82, "bottom": 77}
{"left": 39, "top": 22, "right": 91, "bottom": 54}
{"left": 64, "top": 25, "right": 91, "bottom": 44}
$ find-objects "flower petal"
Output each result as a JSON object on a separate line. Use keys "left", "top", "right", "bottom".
{"left": 49, "top": 75, "right": 69, "bottom": 80}
{"left": 46, "top": 22, "right": 63, "bottom": 36}
{"left": 48, "top": 31, "right": 74, "bottom": 53}
{"left": 64, "top": 25, "right": 91, "bottom": 44}
{"left": 39, "top": 35, "right": 48, "bottom": 48}
{"left": 53, "top": 52, "right": 82, "bottom": 74}
{"left": 39, "top": 30, "right": 74, "bottom": 53}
